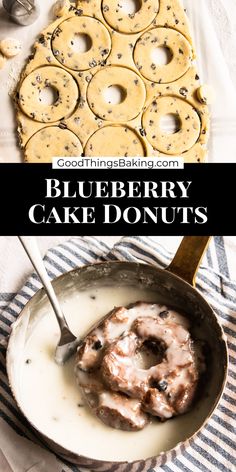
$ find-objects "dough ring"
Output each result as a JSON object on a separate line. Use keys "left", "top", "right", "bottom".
{"left": 197, "top": 85, "right": 215, "bottom": 105}
{"left": 87, "top": 66, "right": 146, "bottom": 122}
{"left": 52, "top": 16, "right": 111, "bottom": 71}
{"left": 14, "top": 0, "right": 210, "bottom": 162}
{"left": 102, "top": 0, "right": 159, "bottom": 34}
{"left": 84, "top": 125, "right": 146, "bottom": 157}
{"left": 25, "top": 126, "right": 83, "bottom": 162}
{"left": 143, "top": 96, "right": 201, "bottom": 155}
{"left": 97, "top": 392, "right": 148, "bottom": 431}
{"left": 133, "top": 27, "right": 192, "bottom": 83}
{"left": 75, "top": 302, "right": 205, "bottom": 431}
{"left": 18, "top": 66, "right": 79, "bottom": 123}
{"left": 0, "top": 38, "right": 22, "bottom": 58}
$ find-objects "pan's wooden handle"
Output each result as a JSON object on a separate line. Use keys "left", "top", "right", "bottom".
{"left": 166, "top": 236, "right": 211, "bottom": 286}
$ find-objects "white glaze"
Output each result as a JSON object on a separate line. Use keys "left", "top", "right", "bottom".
{"left": 18, "top": 286, "right": 215, "bottom": 462}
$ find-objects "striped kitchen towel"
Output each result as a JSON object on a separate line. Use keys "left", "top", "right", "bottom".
{"left": 0, "top": 236, "right": 235, "bottom": 472}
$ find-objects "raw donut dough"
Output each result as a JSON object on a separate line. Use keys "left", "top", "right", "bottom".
{"left": 143, "top": 96, "right": 201, "bottom": 155}
{"left": 15, "top": 0, "right": 210, "bottom": 162}
{"left": 52, "top": 16, "right": 111, "bottom": 71}
{"left": 102, "top": 0, "right": 159, "bottom": 34}
{"left": 133, "top": 27, "right": 192, "bottom": 83}
{"left": 18, "top": 66, "right": 79, "bottom": 123}
{"left": 0, "top": 53, "right": 6, "bottom": 69}
{"left": 25, "top": 126, "right": 83, "bottom": 162}
{"left": 197, "top": 85, "right": 215, "bottom": 105}
{"left": 85, "top": 125, "right": 146, "bottom": 157}
{"left": 53, "top": 0, "right": 71, "bottom": 18}
{"left": 87, "top": 66, "right": 146, "bottom": 122}
{"left": 0, "top": 38, "right": 22, "bottom": 58}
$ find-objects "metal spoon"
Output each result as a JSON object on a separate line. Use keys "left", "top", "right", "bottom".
{"left": 19, "top": 237, "right": 81, "bottom": 365}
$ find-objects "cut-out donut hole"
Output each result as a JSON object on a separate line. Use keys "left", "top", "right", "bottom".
{"left": 103, "top": 85, "right": 127, "bottom": 105}
{"left": 151, "top": 46, "right": 173, "bottom": 66}
{"left": 160, "top": 113, "right": 181, "bottom": 134}
{"left": 39, "top": 86, "right": 59, "bottom": 105}
{"left": 119, "top": 0, "right": 142, "bottom": 15}
{"left": 134, "top": 339, "right": 165, "bottom": 370}
{"left": 71, "top": 33, "right": 92, "bottom": 53}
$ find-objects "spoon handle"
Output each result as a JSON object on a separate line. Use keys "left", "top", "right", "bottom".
{"left": 18, "top": 236, "right": 69, "bottom": 332}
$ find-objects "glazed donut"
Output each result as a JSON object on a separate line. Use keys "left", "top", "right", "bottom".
{"left": 75, "top": 302, "right": 205, "bottom": 431}
{"left": 52, "top": 17, "right": 111, "bottom": 71}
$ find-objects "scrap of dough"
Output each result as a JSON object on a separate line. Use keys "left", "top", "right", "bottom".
{"left": 0, "top": 38, "right": 22, "bottom": 58}
{"left": 197, "top": 85, "right": 215, "bottom": 105}
{"left": 0, "top": 53, "right": 6, "bottom": 69}
{"left": 53, "top": 0, "right": 71, "bottom": 17}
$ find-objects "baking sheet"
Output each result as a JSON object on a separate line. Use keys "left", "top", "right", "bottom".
{"left": 0, "top": 0, "right": 236, "bottom": 163}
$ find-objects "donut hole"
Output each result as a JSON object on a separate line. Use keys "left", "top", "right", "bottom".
{"left": 134, "top": 338, "right": 166, "bottom": 370}
{"left": 151, "top": 46, "right": 173, "bottom": 66}
{"left": 119, "top": 0, "right": 142, "bottom": 15}
{"left": 150, "top": 378, "right": 168, "bottom": 392}
{"left": 159, "top": 113, "right": 181, "bottom": 134}
{"left": 71, "top": 33, "right": 92, "bottom": 53}
{"left": 38, "top": 86, "right": 59, "bottom": 105}
{"left": 103, "top": 85, "right": 127, "bottom": 105}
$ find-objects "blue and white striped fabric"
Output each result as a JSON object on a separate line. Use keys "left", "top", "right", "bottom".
{"left": 0, "top": 236, "right": 236, "bottom": 472}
